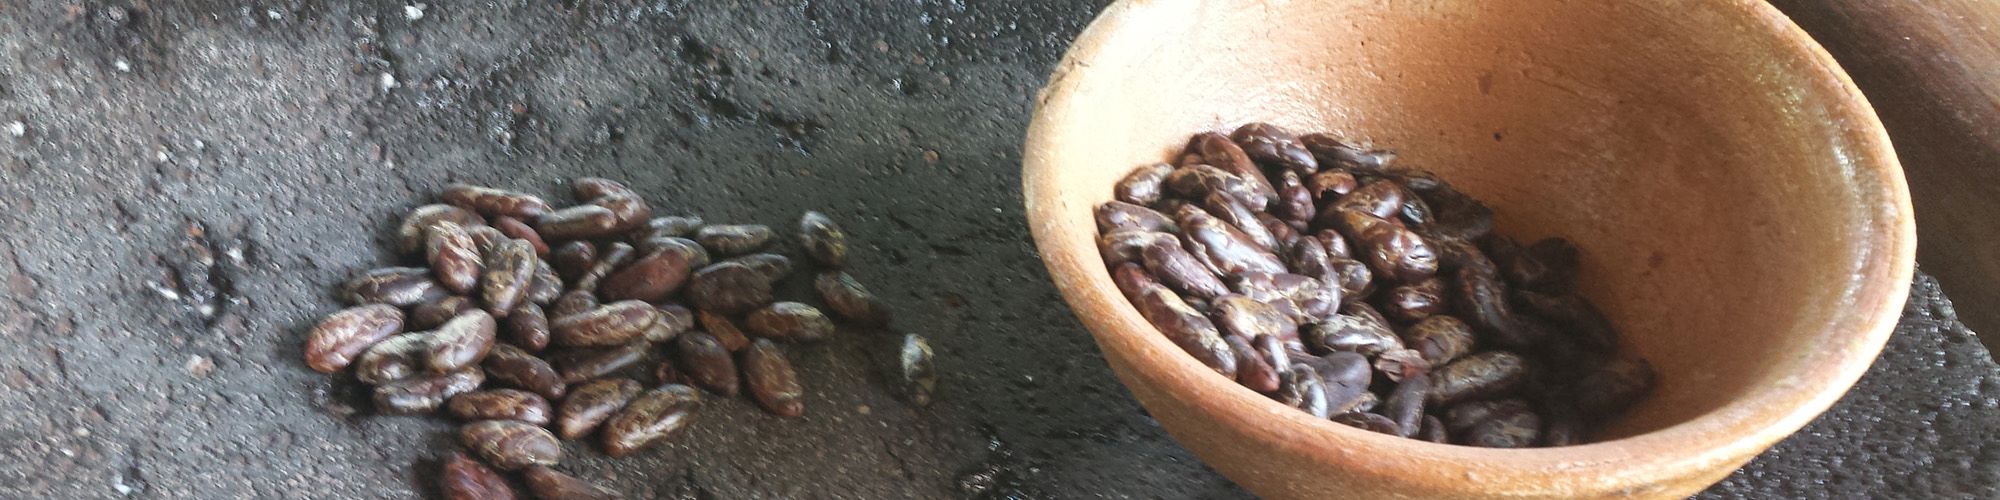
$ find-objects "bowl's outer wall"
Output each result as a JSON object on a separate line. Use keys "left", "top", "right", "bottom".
{"left": 1024, "top": 0, "right": 1913, "bottom": 498}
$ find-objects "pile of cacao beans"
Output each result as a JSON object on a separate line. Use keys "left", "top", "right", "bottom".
{"left": 1100, "top": 123, "right": 1656, "bottom": 447}
{"left": 303, "top": 178, "right": 935, "bottom": 498}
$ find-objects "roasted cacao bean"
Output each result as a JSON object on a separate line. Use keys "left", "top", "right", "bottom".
{"left": 504, "top": 303, "right": 551, "bottom": 351}
{"left": 447, "top": 388, "right": 553, "bottom": 426}
{"left": 343, "top": 267, "right": 448, "bottom": 307}
{"left": 744, "top": 302, "right": 834, "bottom": 342}
{"left": 425, "top": 310, "right": 498, "bottom": 373}
{"left": 460, "top": 419, "right": 561, "bottom": 471}
{"left": 900, "top": 333, "right": 938, "bottom": 406}
{"left": 1164, "top": 163, "right": 1268, "bottom": 210}
{"left": 1100, "top": 230, "right": 1173, "bottom": 267}
{"left": 1573, "top": 357, "right": 1655, "bottom": 417}
{"left": 1299, "top": 133, "right": 1395, "bottom": 173}
{"left": 674, "top": 331, "right": 739, "bottom": 396}
{"left": 1201, "top": 193, "right": 1277, "bottom": 251}
{"left": 1095, "top": 201, "right": 1178, "bottom": 234}
{"left": 442, "top": 451, "right": 516, "bottom": 500}
{"left": 411, "top": 295, "right": 479, "bottom": 331}
{"left": 1374, "top": 348, "right": 1431, "bottom": 382}
{"left": 1381, "top": 277, "right": 1448, "bottom": 323}
{"left": 444, "top": 183, "right": 551, "bottom": 219}
{"left": 741, "top": 339, "right": 805, "bottom": 417}
{"left": 1403, "top": 315, "right": 1476, "bottom": 365}
{"left": 551, "top": 290, "right": 599, "bottom": 319}
{"left": 726, "top": 253, "right": 794, "bottom": 283}
{"left": 528, "top": 260, "right": 562, "bottom": 305}
{"left": 1230, "top": 122, "right": 1317, "bottom": 176}
{"left": 550, "top": 342, "right": 650, "bottom": 384}
{"left": 1115, "top": 162, "right": 1173, "bottom": 207}
{"left": 1383, "top": 373, "right": 1429, "bottom": 437}
{"left": 1276, "top": 363, "right": 1330, "bottom": 418}
{"left": 375, "top": 368, "right": 485, "bottom": 414}
{"left": 484, "top": 344, "right": 566, "bottom": 400}
{"left": 697, "top": 311, "right": 752, "bottom": 352}
{"left": 646, "top": 305, "right": 694, "bottom": 343}
{"left": 423, "top": 222, "right": 483, "bottom": 295}
{"left": 572, "top": 242, "right": 634, "bottom": 295}
{"left": 636, "top": 215, "right": 704, "bottom": 241}
{"left": 555, "top": 378, "right": 642, "bottom": 440}
{"left": 480, "top": 239, "right": 538, "bottom": 317}
{"left": 1213, "top": 294, "right": 1298, "bottom": 343}
{"left": 536, "top": 205, "right": 622, "bottom": 240}
{"left": 1513, "top": 290, "right": 1618, "bottom": 354}
{"left": 492, "top": 216, "right": 550, "bottom": 256}
{"left": 552, "top": 301, "right": 661, "bottom": 348}
{"left": 523, "top": 466, "right": 622, "bottom": 500}
{"left": 355, "top": 333, "right": 427, "bottom": 385}
{"left": 1175, "top": 204, "right": 1286, "bottom": 275}
{"left": 1138, "top": 235, "right": 1229, "bottom": 300}
{"left": 1192, "top": 132, "right": 1277, "bottom": 208}
{"left": 600, "top": 246, "right": 695, "bottom": 303}
{"left": 1229, "top": 335, "right": 1279, "bottom": 393}
{"left": 601, "top": 384, "right": 701, "bottom": 457}
{"left": 694, "top": 224, "right": 774, "bottom": 257}
{"left": 551, "top": 241, "right": 596, "bottom": 283}
{"left": 397, "top": 204, "right": 487, "bottom": 255}
{"left": 1305, "top": 314, "right": 1401, "bottom": 357}
{"left": 685, "top": 262, "right": 774, "bottom": 315}
{"left": 1428, "top": 351, "right": 1528, "bottom": 406}
{"left": 1331, "top": 412, "right": 1401, "bottom": 435}
{"left": 305, "top": 304, "right": 405, "bottom": 374}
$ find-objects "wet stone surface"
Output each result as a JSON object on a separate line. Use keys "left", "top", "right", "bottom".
{"left": 0, "top": 2, "right": 1990, "bottom": 499}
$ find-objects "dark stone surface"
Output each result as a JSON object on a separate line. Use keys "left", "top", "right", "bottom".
{"left": 0, "top": 2, "right": 1990, "bottom": 498}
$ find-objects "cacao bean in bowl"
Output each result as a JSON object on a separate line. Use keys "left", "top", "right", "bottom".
{"left": 1022, "top": 1, "right": 1913, "bottom": 498}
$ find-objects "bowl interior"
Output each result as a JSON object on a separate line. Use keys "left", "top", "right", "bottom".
{"left": 1027, "top": 0, "right": 1908, "bottom": 495}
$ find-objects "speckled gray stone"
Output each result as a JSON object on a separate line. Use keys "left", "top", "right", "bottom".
{"left": 0, "top": 2, "right": 1990, "bottom": 499}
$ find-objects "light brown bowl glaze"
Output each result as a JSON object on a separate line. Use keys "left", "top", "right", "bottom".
{"left": 1023, "top": 1, "right": 1915, "bottom": 498}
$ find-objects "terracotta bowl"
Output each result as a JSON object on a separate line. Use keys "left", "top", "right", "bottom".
{"left": 1022, "top": 0, "right": 1915, "bottom": 498}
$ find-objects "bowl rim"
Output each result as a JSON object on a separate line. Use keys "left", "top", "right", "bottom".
{"left": 1022, "top": 0, "right": 1915, "bottom": 493}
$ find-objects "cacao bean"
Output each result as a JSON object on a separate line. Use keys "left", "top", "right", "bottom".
{"left": 684, "top": 262, "right": 774, "bottom": 315}
{"left": 744, "top": 302, "right": 834, "bottom": 342}
{"left": 798, "top": 211, "right": 849, "bottom": 268}
{"left": 693, "top": 224, "right": 774, "bottom": 257}
{"left": 343, "top": 267, "right": 447, "bottom": 307}
{"left": 447, "top": 388, "right": 552, "bottom": 426}
{"left": 304, "top": 304, "right": 405, "bottom": 374}
{"left": 555, "top": 378, "right": 642, "bottom": 440}
{"left": 601, "top": 384, "right": 701, "bottom": 457}
{"left": 443, "top": 183, "right": 551, "bottom": 219}
{"left": 674, "top": 331, "right": 739, "bottom": 396}
{"left": 459, "top": 419, "right": 561, "bottom": 471}
{"left": 741, "top": 339, "right": 805, "bottom": 417}
{"left": 484, "top": 344, "right": 566, "bottom": 400}
{"left": 1114, "top": 162, "right": 1172, "bottom": 206}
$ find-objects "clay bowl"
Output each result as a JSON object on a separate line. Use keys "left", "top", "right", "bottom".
{"left": 1023, "top": 0, "right": 1914, "bottom": 498}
